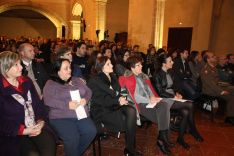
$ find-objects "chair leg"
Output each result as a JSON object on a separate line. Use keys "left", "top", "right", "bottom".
{"left": 92, "top": 138, "right": 96, "bottom": 156}
{"left": 210, "top": 100, "right": 214, "bottom": 122}
{"left": 98, "top": 136, "right": 101, "bottom": 156}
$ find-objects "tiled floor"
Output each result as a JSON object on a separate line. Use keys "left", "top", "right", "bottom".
{"left": 57, "top": 109, "right": 234, "bottom": 156}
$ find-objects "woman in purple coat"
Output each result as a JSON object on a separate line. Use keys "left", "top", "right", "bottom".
{"left": 0, "top": 51, "right": 56, "bottom": 156}
{"left": 43, "top": 58, "right": 97, "bottom": 156}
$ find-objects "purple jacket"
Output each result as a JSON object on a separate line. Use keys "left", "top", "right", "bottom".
{"left": 0, "top": 75, "right": 45, "bottom": 156}
{"left": 43, "top": 77, "right": 92, "bottom": 119}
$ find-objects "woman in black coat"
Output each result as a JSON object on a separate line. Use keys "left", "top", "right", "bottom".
{"left": 153, "top": 54, "right": 203, "bottom": 149}
{"left": 88, "top": 56, "right": 142, "bottom": 156}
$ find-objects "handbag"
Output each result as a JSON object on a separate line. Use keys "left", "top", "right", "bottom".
{"left": 203, "top": 99, "right": 219, "bottom": 112}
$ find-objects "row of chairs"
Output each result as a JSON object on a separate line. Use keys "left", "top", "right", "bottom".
{"left": 55, "top": 94, "right": 221, "bottom": 156}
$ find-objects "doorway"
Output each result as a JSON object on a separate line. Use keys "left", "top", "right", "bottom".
{"left": 167, "top": 27, "right": 193, "bottom": 51}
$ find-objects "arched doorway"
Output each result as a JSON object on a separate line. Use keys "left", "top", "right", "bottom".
{"left": 0, "top": 4, "right": 66, "bottom": 38}
{"left": 0, "top": 9, "right": 56, "bottom": 38}
{"left": 71, "top": 2, "right": 83, "bottom": 39}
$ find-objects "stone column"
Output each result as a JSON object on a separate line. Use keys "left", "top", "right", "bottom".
{"left": 95, "top": 0, "right": 107, "bottom": 41}
{"left": 154, "top": 0, "right": 166, "bottom": 49}
{"left": 71, "top": 20, "right": 81, "bottom": 39}
{"left": 56, "top": 26, "right": 62, "bottom": 38}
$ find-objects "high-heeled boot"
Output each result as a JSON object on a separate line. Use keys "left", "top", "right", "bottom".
{"left": 187, "top": 104, "right": 204, "bottom": 142}
{"left": 165, "top": 130, "right": 175, "bottom": 148}
{"left": 177, "top": 109, "right": 190, "bottom": 149}
{"left": 157, "top": 130, "right": 171, "bottom": 154}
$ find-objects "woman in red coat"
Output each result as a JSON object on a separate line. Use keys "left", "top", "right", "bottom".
{"left": 119, "top": 56, "right": 174, "bottom": 154}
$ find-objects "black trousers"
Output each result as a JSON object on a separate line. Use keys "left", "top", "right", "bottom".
{"left": 101, "top": 105, "right": 137, "bottom": 153}
{"left": 20, "top": 129, "right": 56, "bottom": 156}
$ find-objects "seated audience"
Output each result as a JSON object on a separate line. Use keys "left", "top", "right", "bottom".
{"left": 119, "top": 56, "right": 176, "bottom": 154}
{"left": 201, "top": 52, "right": 234, "bottom": 125}
{"left": 0, "top": 51, "right": 56, "bottom": 156}
{"left": 227, "top": 53, "right": 234, "bottom": 72}
{"left": 115, "top": 50, "right": 130, "bottom": 77}
{"left": 43, "top": 58, "right": 97, "bottom": 156}
{"left": 168, "top": 48, "right": 178, "bottom": 61}
{"left": 56, "top": 46, "right": 83, "bottom": 78}
{"left": 18, "top": 43, "right": 49, "bottom": 99}
{"left": 188, "top": 51, "right": 203, "bottom": 86}
{"left": 88, "top": 56, "right": 142, "bottom": 156}
{"left": 87, "top": 50, "right": 102, "bottom": 76}
{"left": 172, "top": 49, "right": 200, "bottom": 100}
{"left": 217, "top": 55, "right": 234, "bottom": 84}
{"left": 73, "top": 42, "right": 90, "bottom": 79}
{"left": 153, "top": 54, "right": 203, "bottom": 149}
{"left": 145, "top": 46, "right": 158, "bottom": 76}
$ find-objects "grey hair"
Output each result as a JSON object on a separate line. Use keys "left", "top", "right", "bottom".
{"left": 0, "top": 51, "right": 21, "bottom": 76}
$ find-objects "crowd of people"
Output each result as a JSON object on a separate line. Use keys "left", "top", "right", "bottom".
{"left": 0, "top": 35, "right": 234, "bottom": 156}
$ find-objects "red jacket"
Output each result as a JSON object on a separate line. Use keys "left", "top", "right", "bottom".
{"left": 118, "top": 74, "right": 159, "bottom": 111}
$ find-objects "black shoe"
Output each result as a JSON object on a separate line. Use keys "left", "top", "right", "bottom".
{"left": 124, "top": 148, "right": 143, "bottom": 156}
{"left": 189, "top": 131, "right": 204, "bottom": 142}
{"left": 225, "top": 117, "right": 234, "bottom": 125}
{"left": 159, "top": 130, "right": 175, "bottom": 148}
{"left": 157, "top": 139, "right": 171, "bottom": 155}
{"left": 177, "top": 138, "right": 190, "bottom": 150}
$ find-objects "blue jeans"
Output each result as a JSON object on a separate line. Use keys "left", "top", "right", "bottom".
{"left": 50, "top": 117, "right": 97, "bottom": 156}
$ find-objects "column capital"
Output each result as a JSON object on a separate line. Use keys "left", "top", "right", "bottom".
{"left": 70, "top": 20, "right": 81, "bottom": 24}
{"left": 156, "top": 0, "right": 166, "bottom": 2}
{"left": 95, "top": 0, "right": 107, "bottom": 3}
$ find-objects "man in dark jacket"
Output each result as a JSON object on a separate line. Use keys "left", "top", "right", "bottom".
{"left": 172, "top": 50, "right": 199, "bottom": 100}
{"left": 18, "top": 43, "right": 49, "bottom": 99}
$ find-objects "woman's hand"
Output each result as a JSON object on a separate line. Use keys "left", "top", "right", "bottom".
{"left": 23, "top": 124, "right": 42, "bottom": 137}
{"left": 79, "top": 98, "right": 87, "bottom": 106}
{"left": 119, "top": 96, "right": 128, "bottom": 105}
{"left": 150, "top": 96, "right": 161, "bottom": 104}
{"left": 174, "top": 92, "right": 183, "bottom": 99}
{"left": 69, "top": 101, "right": 79, "bottom": 110}
{"left": 36, "top": 120, "right": 45, "bottom": 130}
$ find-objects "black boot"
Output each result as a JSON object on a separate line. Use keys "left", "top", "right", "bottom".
{"left": 177, "top": 137, "right": 190, "bottom": 149}
{"left": 187, "top": 104, "right": 204, "bottom": 142}
{"left": 189, "top": 130, "right": 204, "bottom": 142}
{"left": 157, "top": 130, "right": 171, "bottom": 154}
{"left": 165, "top": 130, "right": 175, "bottom": 148}
{"left": 177, "top": 109, "right": 190, "bottom": 149}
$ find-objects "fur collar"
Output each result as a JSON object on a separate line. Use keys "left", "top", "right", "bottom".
{"left": 123, "top": 69, "right": 150, "bottom": 80}
{"left": 50, "top": 76, "right": 71, "bottom": 85}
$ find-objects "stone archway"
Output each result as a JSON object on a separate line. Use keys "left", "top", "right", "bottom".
{"left": 0, "top": 3, "right": 67, "bottom": 38}
{"left": 71, "top": 2, "right": 83, "bottom": 39}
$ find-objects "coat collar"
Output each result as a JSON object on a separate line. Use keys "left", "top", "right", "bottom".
{"left": 1, "top": 75, "right": 28, "bottom": 93}
{"left": 123, "top": 69, "right": 150, "bottom": 80}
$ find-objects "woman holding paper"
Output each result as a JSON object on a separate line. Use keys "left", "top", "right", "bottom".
{"left": 153, "top": 54, "right": 203, "bottom": 149}
{"left": 43, "top": 58, "right": 96, "bottom": 156}
{"left": 88, "top": 56, "right": 142, "bottom": 156}
{"left": 0, "top": 51, "right": 56, "bottom": 156}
